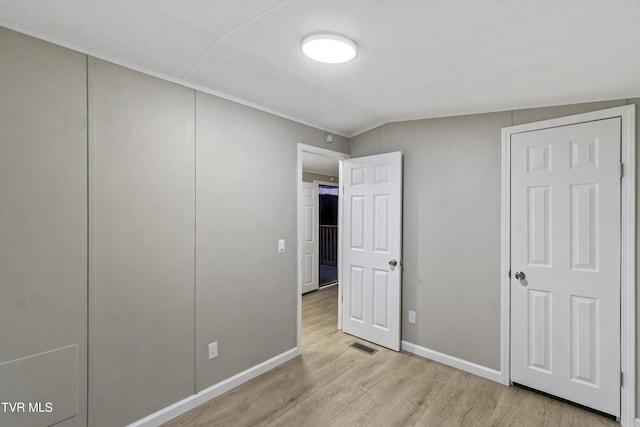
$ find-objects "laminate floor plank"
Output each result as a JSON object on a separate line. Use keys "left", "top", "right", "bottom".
{"left": 164, "top": 286, "right": 618, "bottom": 427}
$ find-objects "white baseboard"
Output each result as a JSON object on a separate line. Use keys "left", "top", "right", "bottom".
{"left": 634, "top": 417, "right": 640, "bottom": 427}
{"left": 401, "top": 341, "right": 501, "bottom": 383}
{"left": 128, "top": 347, "right": 299, "bottom": 427}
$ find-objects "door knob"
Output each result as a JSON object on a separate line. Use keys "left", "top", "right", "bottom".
{"left": 515, "top": 271, "right": 526, "bottom": 280}
{"left": 389, "top": 259, "right": 398, "bottom": 267}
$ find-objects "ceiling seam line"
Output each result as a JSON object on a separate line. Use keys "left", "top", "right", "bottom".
{"left": 181, "top": 0, "right": 294, "bottom": 79}
{"left": 213, "top": 38, "right": 384, "bottom": 119}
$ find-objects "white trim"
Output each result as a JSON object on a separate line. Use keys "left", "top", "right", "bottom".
{"left": 500, "top": 105, "right": 635, "bottom": 425}
{"left": 338, "top": 159, "right": 345, "bottom": 330}
{"left": 401, "top": 341, "right": 502, "bottom": 383}
{"left": 297, "top": 144, "right": 349, "bottom": 350}
{"left": 87, "top": 66, "right": 97, "bottom": 424}
{"left": 0, "top": 20, "right": 348, "bottom": 138}
{"left": 318, "top": 282, "right": 339, "bottom": 289}
{"left": 620, "top": 104, "right": 636, "bottom": 427}
{"left": 499, "top": 124, "right": 511, "bottom": 387}
{"left": 127, "top": 347, "right": 298, "bottom": 427}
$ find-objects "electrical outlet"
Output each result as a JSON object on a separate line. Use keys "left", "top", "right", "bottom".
{"left": 278, "top": 239, "right": 285, "bottom": 252}
{"left": 208, "top": 341, "right": 218, "bottom": 360}
{"left": 408, "top": 310, "right": 416, "bottom": 324}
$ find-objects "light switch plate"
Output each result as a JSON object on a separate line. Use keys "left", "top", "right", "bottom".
{"left": 278, "top": 239, "right": 285, "bottom": 252}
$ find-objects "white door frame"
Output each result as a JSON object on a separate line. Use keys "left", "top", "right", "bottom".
{"left": 500, "top": 105, "right": 635, "bottom": 425}
{"left": 297, "top": 143, "right": 349, "bottom": 353}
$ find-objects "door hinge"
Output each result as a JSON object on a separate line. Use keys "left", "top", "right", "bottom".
{"left": 508, "top": 270, "right": 511, "bottom": 278}
{"left": 620, "top": 162, "right": 624, "bottom": 178}
{"left": 620, "top": 371, "right": 623, "bottom": 386}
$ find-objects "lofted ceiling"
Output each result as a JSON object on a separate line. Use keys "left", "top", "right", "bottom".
{"left": 1, "top": 1, "right": 640, "bottom": 137}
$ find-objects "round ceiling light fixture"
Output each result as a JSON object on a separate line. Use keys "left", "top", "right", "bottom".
{"left": 301, "top": 33, "right": 358, "bottom": 64}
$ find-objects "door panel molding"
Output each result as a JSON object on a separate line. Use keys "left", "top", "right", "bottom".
{"left": 500, "top": 105, "right": 635, "bottom": 425}
{"left": 341, "top": 151, "right": 403, "bottom": 351}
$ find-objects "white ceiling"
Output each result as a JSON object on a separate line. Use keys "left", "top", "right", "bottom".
{"left": 2, "top": 1, "right": 640, "bottom": 137}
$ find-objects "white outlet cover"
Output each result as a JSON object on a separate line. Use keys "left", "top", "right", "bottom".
{"left": 408, "top": 311, "right": 416, "bottom": 324}
{"left": 208, "top": 341, "right": 218, "bottom": 360}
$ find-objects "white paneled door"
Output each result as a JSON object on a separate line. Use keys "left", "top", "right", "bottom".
{"left": 510, "top": 118, "right": 621, "bottom": 416}
{"left": 301, "top": 181, "right": 319, "bottom": 294}
{"left": 342, "top": 152, "right": 402, "bottom": 351}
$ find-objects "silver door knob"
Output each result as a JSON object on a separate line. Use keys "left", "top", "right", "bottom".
{"left": 515, "top": 271, "right": 526, "bottom": 280}
{"left": 389, "top": 259, "right": 398, "bottom": 267}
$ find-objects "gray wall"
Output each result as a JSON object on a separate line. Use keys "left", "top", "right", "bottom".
{"left": 348, "top": 98, "right": 638, "bottom": 404}
{"left": 0, "top": 27, "right": 347, "bottom": 427}
{"left": 3, "top": 24, "right": 640, "bottom": 423}
{"left": 0, "top": 28, "right": 88, "bottom": 426}
{"left": 196, "top": 93, "right": 295, "bottom": 390}
{"left": 350, "top": 112, "right": 511, "bottom": 369}
{"left": 86, "top": 54, "right": 344, "bottom": 424}
{"left": 194, "top": 93, "right": 346, "bottom": 390}
{"left": 88, "top": 59, "right": 197, "bottom": 426}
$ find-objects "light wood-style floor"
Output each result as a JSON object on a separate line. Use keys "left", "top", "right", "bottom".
{"left": 164, "top": 286, "right": 618, "bottom": 426}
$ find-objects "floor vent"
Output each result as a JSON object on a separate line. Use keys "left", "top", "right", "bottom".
{"left": 350, "top": 342, "right": 378, "bottom": 355}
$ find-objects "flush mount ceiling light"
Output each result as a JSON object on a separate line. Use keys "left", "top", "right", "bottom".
{"left": 301, "top": 34, "right": 358, "bottom": 64}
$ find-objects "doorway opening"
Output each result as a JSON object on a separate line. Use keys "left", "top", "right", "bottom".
{"left": 300, "top": 155, "right": 340, "bottom": 294}
{"left": 296, "top": 143, "right": 350, "bottom": 352}
{"left": 298, "top": 145, "right": 404, "bottom": 353}
{"left": 318, "top": 184, "right": 338, "bottom": 287}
